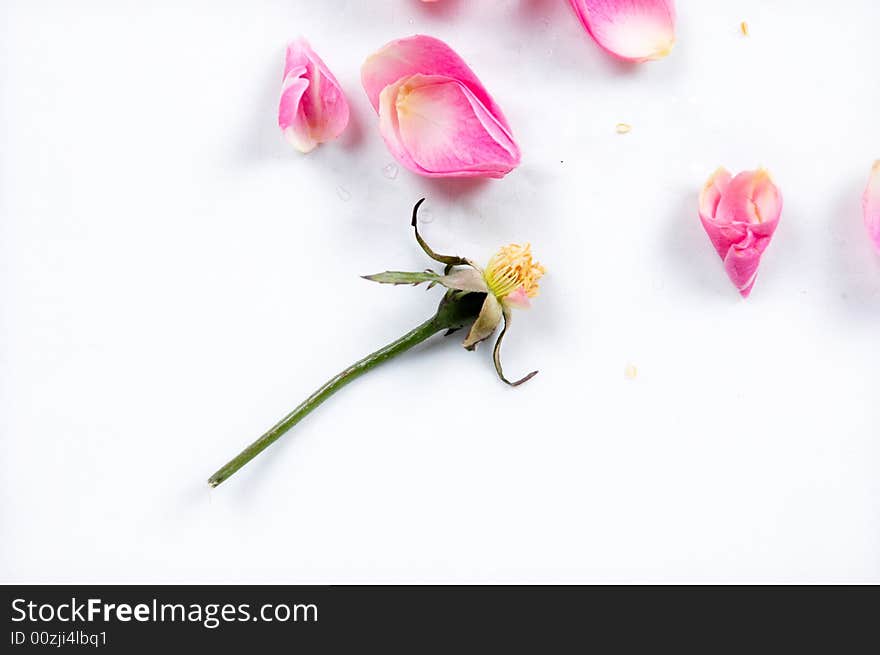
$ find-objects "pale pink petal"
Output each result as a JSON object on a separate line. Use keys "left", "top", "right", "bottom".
{"left": 568, "top": 0, "right": 676, "bottom": 62}
{"left": 278, "top": 38, "right": 350, "bottom": 153}
{"left": 377, "top": 76, "right": 426, "bottom": 175}
{"left": 698, "top": 168, "right": 782, "bottom": 298}
{"left": 361, "top": 35, "right": 512, "bottom": 134}
{"left": 378, "top": 74, "right": 520, "bottom": 178}
{"left": 502, "top": 286, "right": 531, "bottom": 309}
{"left": 863, "top": 161, "right": 880, "bottom": 254}
{"left": 699, "top": 167, "right": 732, "bottom": 220}
{"left": 715, "top": 169, "right": 780, "bottom": 225}
{"left": 362, "top": 35, "right": 520, "bottom": 179}
{"left": 723, "top": 232, "right": 763, "bottom": 298}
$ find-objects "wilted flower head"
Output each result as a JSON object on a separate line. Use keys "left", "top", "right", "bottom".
{"left": 364, "top": 199, "right": 544, "bottom": 385}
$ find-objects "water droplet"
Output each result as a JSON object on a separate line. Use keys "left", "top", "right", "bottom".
{"left": 420, "top": 208, "right": 434, "bottom": 224}
{"left": 382, "top": 163, "right": 399, "bottom": 180}
{"left": 336, "top": 186, "right": 351, "bottom": 202}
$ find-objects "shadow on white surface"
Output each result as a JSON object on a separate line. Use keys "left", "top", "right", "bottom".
{"left": 660, "top": 188, "right": 731, "bottom": 300}
{"left": 235, "top": 49, "right": 288, "bottom": 163}
{"left": 827, "top": 181, "right": 880, "bottom": 322}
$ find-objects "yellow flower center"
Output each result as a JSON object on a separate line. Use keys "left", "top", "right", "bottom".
{"left": 484, "top": 243, "right": 545, "bottom": 300}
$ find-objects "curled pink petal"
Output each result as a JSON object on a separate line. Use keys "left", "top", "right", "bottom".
{"left": 864, "top": 161, "right": 880, "bottom": 254}
{"left": 278, "top": 38, "right": 350, "bottom": 153}
{"left": 698, "top": 168, "right": 782, "bottom": 298}
{"left": 568, "top": 0, "right": 676, "bottom": 62}
{"left": 362, "top": 35, "right": 520, "bottom": 179}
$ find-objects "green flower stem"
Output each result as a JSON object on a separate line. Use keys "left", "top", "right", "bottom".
{"left": 207, "top": 293, "right": 483, "bottom": 488}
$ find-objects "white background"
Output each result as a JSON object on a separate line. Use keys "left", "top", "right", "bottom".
{"left": 2, "top": 0, "right": 879, "bottom": 583}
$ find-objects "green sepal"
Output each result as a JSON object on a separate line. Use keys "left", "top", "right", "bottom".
{"left": 361, "top": 270, "right": 442, "bottom": 287}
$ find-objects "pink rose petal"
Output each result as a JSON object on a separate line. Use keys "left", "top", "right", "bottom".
{"left": 568, "top": 0, "right": 676, "bottom": 62}
{"left": 699, "top": 168, "right": 782, "bottom": 298}
{"left": 278, "top": 38, "right": 349, "bottom": 153}
{"left": 362, "top": 35, "right": 520, "bottom": 179}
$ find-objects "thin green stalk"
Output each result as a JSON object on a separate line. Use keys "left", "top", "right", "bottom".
{"left": 207, "top": 293, "right": 483, "bottom": 488}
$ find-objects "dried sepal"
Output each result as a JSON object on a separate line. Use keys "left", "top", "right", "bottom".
{"left": 362, "top": 270, "right": 442, "bottom": 287}
{"left": 492, "top": 309, "right": 538, "bottom": 387}
{"left": 411, "top": 199, "right": 468, "bottom": 267}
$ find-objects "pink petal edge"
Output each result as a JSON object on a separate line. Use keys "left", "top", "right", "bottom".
{"left": 361, "top": 35, "right": 512, "bottom": 132}
{"left": 364, "top": 35, "right": 520, "bottom": 179}
{"left": 568, "top": 0, "right": 676, "bottom": 62}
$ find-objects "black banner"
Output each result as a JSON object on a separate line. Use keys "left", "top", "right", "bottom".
{"left": 2, "top": 585, "right": 878, "bottom": 652}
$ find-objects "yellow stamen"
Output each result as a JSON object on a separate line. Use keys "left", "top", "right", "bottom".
{"left": 616, "top": 123, "right": 632, "bottom": 135}
{"left": 484, "top": 243, "right": 545, "bottom": 301}
{"left": 740, "top": 21, "right": 749, "bottom": 36}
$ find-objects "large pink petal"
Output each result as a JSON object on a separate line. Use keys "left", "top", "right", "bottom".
{"left": 278, "top": 38, "right": 350, "bottom": 153}
{"left": 361, "top": 34, "right": 512, "bottom": 136}
{"left": 864, "top": 161, "right": 880, "bottom": 254}
{"left": 568, "top": 0, "right": 676, "bottom": 62}
{"left": 378, "top": 74, "right": 519, "bottom": 178}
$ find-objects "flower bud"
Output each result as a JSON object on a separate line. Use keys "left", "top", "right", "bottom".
{"left": 699, "top": 167, "right": 782, "bottom": 298}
